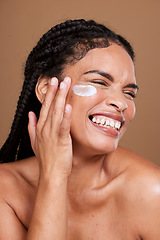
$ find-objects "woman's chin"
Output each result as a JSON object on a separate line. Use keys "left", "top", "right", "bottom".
{"left": 94, "top": 142, "right": 119, "bottom": 155}
{"left": 82, "top": 138, "right": 119, "bottom": 156}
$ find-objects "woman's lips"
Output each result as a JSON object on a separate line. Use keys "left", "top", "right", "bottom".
{"left": 88, "top": 112, "right": 125, "bottom": 137}
{"left": 89, "top": 119, "right": 119, "bottom": 137}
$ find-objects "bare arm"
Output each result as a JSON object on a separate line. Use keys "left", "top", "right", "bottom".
{"left": 26, "top": 77, "right": 72, "bottom": 240}
{"left": 0, "top": 198, "right": 27, "bottom": 240}
{"left": 138, "top": 172, "right": 160, "bottom": 240}
{"left": 0, "top": 77, "right": 72, "bottom": 240}
{"left": 0, "top": 168, "right": 69, "bottom": 240}
{"left": 26, "top": 174, "right": 68, "bottom": 239}
{"left": 144, "top": 189, "right": 160, "bottom": 240}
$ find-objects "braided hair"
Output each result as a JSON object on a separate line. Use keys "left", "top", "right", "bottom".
{"left": 0, "top": 19, "right": 135, "bottom": 163}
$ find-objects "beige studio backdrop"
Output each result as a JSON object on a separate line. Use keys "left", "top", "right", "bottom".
{"left": 0, "top": 0, "right": 160, "bottom": 166}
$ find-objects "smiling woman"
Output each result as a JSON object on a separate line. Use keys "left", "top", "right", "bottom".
{"left": 62, "top": 45, "right": 137, "bottom": 155}
{"left": 0, "top": 19, "right": 160, "bottom": 240}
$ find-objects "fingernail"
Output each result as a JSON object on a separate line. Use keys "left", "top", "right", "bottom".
{"left": 64, "top": 77, "right": 71, "bottom": 83}
{"left": 65, "top": 104, "right": 71, "bottom": 113}
{"left": 60, "top": 81, "right": 65, "bottom": 89}
{"left": 50, "top": 77, "right": 57, "bottom": 85}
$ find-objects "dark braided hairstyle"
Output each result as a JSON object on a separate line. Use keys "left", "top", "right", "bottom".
{"left": 0, "top": 19, "right": 135, "bottom": 163}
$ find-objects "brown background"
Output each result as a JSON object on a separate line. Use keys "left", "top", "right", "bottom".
{"left": 0, "top": 0, "right": 160, "bottom": 166}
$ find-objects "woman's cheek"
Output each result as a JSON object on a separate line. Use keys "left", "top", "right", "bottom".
{"left": 127, "top": 101, "right": 136, "bottom": 123}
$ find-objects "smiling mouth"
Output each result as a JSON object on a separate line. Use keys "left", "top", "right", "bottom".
{"left": 89, "top": 115, "right": 122, "bottom": 131}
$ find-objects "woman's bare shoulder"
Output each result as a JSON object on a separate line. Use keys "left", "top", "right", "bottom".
{"left": 117, "top": 146, "right": 160, "bottom": 171}
{"left": 113, "top": 147, "right": 160, "bottom": 207}
{"left": 116, "top": 147, "right": 160, "bottom": 238}
{"left": 0, "top": 157, "right": 39, "bottom": 198}
{"left": 117, "top": 147, "right": 160, "bottom": 210}
{"left": 0, "top": 157, "right": 39, "bottom": 235}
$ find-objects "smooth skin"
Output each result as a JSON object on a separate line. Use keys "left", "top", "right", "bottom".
{"left": 0, "top": 44, "right": 160, "bottom": 240}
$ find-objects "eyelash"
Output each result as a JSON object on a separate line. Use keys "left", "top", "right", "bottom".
{"left": 91, "top": 80, "right": 108, "bottom": 86}
{"left": 124, "top": 91, "right": 136, "bottom": 99}
{"left": 90, "top": 80, "right": 136, "bottom": 99}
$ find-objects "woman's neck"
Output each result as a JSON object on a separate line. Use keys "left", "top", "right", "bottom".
{"left": 68, "top": 146, "right": 125, "bottom": 195}
{"left": 68, "top": 152, "right": 107, "bottom": 195}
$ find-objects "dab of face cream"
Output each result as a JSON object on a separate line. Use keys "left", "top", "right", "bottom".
{"left": 73, "top": 85, "right": 97, "bottom": 97}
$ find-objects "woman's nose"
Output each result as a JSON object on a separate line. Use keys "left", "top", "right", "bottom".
{"left": 105, "top": 93, "right": 128, "bottom": 112}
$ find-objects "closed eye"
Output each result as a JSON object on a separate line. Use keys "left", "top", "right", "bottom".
{"left": 124, "top": 91, "right": 136, "bottom": 100}
{"left": 91, "top": 80, "right": 108, "bottom": 86}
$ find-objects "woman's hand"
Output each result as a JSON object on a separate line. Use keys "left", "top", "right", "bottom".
{"left": 28, "top": 77, "right": 72, "bottom": 179}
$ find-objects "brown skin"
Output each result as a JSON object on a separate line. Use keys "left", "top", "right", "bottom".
{"left": 0, "top": 44, "right": 160, "bottom": 240}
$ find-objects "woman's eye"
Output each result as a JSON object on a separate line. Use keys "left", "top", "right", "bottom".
{"left": 124, "top": 91, "right": 136, "bottom": 100}
{"left": 91, "top": 80, "right": 107, "bottom": 86}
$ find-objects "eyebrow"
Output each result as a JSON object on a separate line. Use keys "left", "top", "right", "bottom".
{"left": 84, "top": 70, "right": 139, "bottom": 91}
{"left": 84, "top": 70, "right": 114, "bottom": 82}
{"left": 124, "top": 83, "right": 139, "bottom": 91}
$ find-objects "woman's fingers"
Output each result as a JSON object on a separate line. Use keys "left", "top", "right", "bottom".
{"left": 45, "top": 77, "right": 71, "bottom": 131}
{"left": 37, "top": 77, "right": 58, "bottom": 128}
{"left": 28, "top": 76, "right": 73, "bottom": 177}
{"left": 28, "top": 111, "right": 37, "bottom": 151}
{"left": 59, "top": 104, "right": 72, "bottom": 142}
{"left": 32, "top": 76, "right": 72, "bottom": 144}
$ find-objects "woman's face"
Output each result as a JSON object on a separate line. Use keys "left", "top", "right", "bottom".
{"left": 62, "top": 43, "right": 138, "bottom": 155}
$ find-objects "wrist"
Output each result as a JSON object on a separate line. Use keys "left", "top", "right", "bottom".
{"left": 38, "top": 171, "right": 69, "bottom": 186}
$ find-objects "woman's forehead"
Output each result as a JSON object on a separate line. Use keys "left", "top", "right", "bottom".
{"left": 64, "top": 44, "right": 136, "bottom": 81}
{"left": 80, "top": 44, "right": 134, "bottom": 67}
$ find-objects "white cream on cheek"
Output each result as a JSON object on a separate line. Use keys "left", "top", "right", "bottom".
{"left": 73, "top": 85, "right": 97, "bottom": 97}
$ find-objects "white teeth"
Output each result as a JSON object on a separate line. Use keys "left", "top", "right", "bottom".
{"left": 91, "top": 116, "right": 121, "bottom": 130}
{"left": 96, "top": 118, "right": 100, "bottom": 124}
{"left": 100, "top": 119, "right": 105, "bottom": 124}
{"left": 92, "top": 117, "right": 96, "bottom": 123}
{"left": 115, "top": 122, "right": 121, "bottom": 129}
{"left": 110, "top": 120, "right": 115, "bottom": 128}
{"left": 105, "top": 119, "right": 110, "bottom": 126}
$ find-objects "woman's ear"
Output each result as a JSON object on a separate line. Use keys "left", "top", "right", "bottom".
{"left": 35, "top": 76, "right": 49, "bottom": 103}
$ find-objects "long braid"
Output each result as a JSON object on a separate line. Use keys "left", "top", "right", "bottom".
{"left": 0, "top": 19, "right": 134, "bottom": 163}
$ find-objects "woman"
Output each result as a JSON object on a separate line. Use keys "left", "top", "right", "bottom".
{"left": 0, "top": 19, "right": 160, "bottom": 240}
